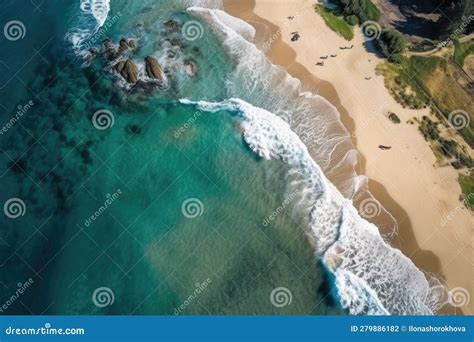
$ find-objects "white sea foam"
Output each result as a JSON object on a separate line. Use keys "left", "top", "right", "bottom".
{"left": 86, "top": 0, "right": 111, "bottom": 27}
{"left": 180, "top": 98, "right": 444, "bottom": 315}
{"left": 187, "top": 7, "right": 362, "bottom": 198}
{"left": 66, "top": 0, "right": 111, "bottom": 57}
{"left": 181, "top": 6, "right": 444, "bottom": 314}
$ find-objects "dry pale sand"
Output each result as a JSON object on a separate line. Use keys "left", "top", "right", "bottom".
{"left": 223, "top": 0, "right": 473, "bottom": 314}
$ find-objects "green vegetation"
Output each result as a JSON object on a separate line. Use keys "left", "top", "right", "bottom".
{"left": 375, "top": 30, "right": 406, "bottom": 63}
{"left": 388, "top": 112, "right": 401, "bottom": 123}
{"left": 419, "top": 116, "right": 440, "bottom": 141}
{"left": 458, "top": 173, "right": 474, "bottom": 210}
{"left": 379, "top": 54, "right": 474, "bottom": 148}
{"left": 315, "top": 5, "right": 354, "bottom": 41}
{"left": 344, "top": 15, "right": 359, "bottom": 26}
{"left": 418, "top": 116, "right": 473, "bottom": 169}
{"left": 377, "top": 57, "right": 433, "bottom": 110}
{"left": 453, "top": 40, "right": 474, "bottom": 66}
{"left": 333, "top": 0, "right": 380, "bottom": 23}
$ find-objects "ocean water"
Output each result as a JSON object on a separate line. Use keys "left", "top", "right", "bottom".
{"left": 0, "top": 0, "right": 444, "bottom": 315}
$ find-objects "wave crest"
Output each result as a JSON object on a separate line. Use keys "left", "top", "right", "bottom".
{"left": 180, "top": 98, "right": 444, "bottom": 315}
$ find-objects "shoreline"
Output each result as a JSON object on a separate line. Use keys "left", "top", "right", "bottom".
{"left": 223, "top": 0, "right": 472, "bottom": 314}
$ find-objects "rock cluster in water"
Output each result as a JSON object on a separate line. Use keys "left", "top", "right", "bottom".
{"left": 86, "top": 18, "right": 199, "bottom": 90}
{"left": 116, "top": 59, "right": 139, "bottom": 83}
{"left": 144, "top": 56, "right": 164, "bottom": 81}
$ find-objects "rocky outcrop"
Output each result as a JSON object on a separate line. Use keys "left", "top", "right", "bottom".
{"left": 119, "top": 38, "right": 129, "bottom": 50}
{"left": 102, "top": 37, "right": 137, "bottom": 61}
{"left": 119, "top": 38, "right": 137, "bottom": 52}
{"left": 164, "top": 20, "right": 180, "bottom": 32}
{"left": 116, "top": 59, "right": 139, "bottom": 83}
{"left": 145, "top": 56, "right": 164, "bottom": 80}
{"left": 103, "top": 38, "right": 118, "bottom": 61}
{"left": 184, "top": 60, "right": 197, "bottom": 76}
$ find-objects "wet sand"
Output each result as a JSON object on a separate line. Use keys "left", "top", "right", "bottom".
{"left": 223, "top": 0, "right": 473, "bottom": 314}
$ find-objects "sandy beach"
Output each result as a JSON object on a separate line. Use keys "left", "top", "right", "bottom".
{"left": 224, "top": 0, "right": 473, "bottom": 314}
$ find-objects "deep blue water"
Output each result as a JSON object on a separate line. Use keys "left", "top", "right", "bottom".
{"left": 0, "top": 0, "right": 343, "bottom": 315}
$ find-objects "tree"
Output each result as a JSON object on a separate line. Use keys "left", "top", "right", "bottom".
{"left": 376, "top": 30, "right": 406, "bottom": 62}
{"left": 334, "top": 0, "right": 380, "bottom": 23}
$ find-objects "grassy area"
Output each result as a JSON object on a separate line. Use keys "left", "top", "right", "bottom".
{"left": 315, "top": 5, "right": 354, "bottom": 41}
{"left": 458, "top": 173, "right": 474, "bottom": 209}
{"left": 380, "top": 55, "right": 474, "bottom": 148}
{"left": 332, "top": 0, "right": 380, "bottom": 22}
{"left": 418, "top": 116, "right": 472, "bottom": 169}
{"left": 364, "top": 0, "right": 381, "bottom": 22}
{"left": 453, "top": 39, "right": 474, "bottom": 66}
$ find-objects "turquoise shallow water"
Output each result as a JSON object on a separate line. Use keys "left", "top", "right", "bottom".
{"left": 0, "top": 1, "right": 342, "bottom": 314}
